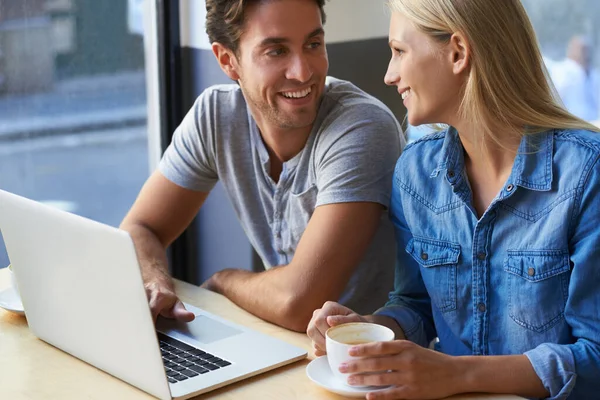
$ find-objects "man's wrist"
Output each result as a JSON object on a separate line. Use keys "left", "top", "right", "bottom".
{"left": 142, "top": 259, "right": 173, "bottom": 287}
{"left": 203, "top": 270, "right": 230, "bottom": 294}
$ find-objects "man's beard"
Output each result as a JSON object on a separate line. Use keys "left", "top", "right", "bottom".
{"left": 249, "top": 94, "right": 316, "bottom": 130}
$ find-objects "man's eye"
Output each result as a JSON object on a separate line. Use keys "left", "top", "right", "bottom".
{"left": 308, "top": 41, "right": 322, "bottom": 49}
{"left": 394, "top": 48, "right": 404, "bottom": 55}
{"left": 267, "top": 48, "right": 286, "bottom": 56}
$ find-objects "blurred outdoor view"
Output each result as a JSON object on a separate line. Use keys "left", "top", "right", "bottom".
{"left": 0, "top": 0, "right": 149, "bottom": 268}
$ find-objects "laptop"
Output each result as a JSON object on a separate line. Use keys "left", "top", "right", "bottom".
{"left": 0, "top": 189, "right": 307, "bottom": 400}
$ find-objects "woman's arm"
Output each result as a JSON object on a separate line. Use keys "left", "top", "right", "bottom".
{"left": 373, "top": 159, "right": 436, "bottom": 347}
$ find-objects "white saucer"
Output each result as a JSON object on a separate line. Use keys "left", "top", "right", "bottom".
{"left": 306, "top": 356, "right": 390, "bottom": 398}
{"left": 0, "top": 286, "right": 25, "bottom": 315}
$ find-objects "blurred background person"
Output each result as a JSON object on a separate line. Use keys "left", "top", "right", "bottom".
{"left": 549, "top": 35, "right": 600, "bottom": 123}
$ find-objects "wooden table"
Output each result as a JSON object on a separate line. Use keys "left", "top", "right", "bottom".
{"left": 0, "top": 268, "right": 522, "bottom": 400}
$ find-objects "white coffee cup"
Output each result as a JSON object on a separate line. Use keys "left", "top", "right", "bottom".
{"left": 8, "top": 264, "right": 20, "bottom": 297}
{"left": 326, "top": 322, "right": 395, "bottom": 386}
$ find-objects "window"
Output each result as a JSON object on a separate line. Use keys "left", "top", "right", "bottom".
{"left": 0, "top": 0, "right": 151, "bottom": 269}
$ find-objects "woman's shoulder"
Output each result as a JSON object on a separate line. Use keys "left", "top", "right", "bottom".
{"left": 403, "top": 129, "right": 447, "bottom": 154}
{"left": 394, "top": 129, "right": 449, "bottom": 179}
{"left": 554, "top": 128, "right": 600, "bottom": 152}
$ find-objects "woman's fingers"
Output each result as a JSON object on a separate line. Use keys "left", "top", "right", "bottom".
{"left": 349, "top": 339, "right": 414, "bottom": 357}
{"left": 348, "top": 371, "right": 404, "bottom": 388}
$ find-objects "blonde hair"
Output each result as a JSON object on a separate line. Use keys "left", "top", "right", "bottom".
{"left": 388, "top": 0, "right": 599, "bottom": 147}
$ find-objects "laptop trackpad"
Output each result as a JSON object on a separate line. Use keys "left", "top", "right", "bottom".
{"left": 157, "top": 315, "right": 243, "bottom": 344}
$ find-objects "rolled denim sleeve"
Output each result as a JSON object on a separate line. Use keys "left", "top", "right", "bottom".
{"left": 524, "top": 152, "right": 600, "bottom": 400}
{"left": 374, "top": 160, "right": 436, "bottom": 348}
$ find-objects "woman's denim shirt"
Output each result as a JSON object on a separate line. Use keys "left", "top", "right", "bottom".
{"left": 377, "top": 127, "right": 600, "bottom": 400}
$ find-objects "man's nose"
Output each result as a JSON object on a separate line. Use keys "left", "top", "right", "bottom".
{"left": 286, "top": 54, "right": 313, "bottom": 83}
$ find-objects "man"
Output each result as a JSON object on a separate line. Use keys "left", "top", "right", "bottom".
{"left": 549, "top": 35, "right": 600, "bottom": 122}
{"left": 120, "top": 0, "right": 403, "bottom": 332}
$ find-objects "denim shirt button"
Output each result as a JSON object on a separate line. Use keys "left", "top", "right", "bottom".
{"left": 421, "top": 252, "right": 429, "bottom": 261}
{"left": 478, "top": 303, "right": 486, "bottom": 313}
{"left": 506, "top": 184, "right": 515, "bottom": 192}
{"left": 528, "top": 267, "right": 535, "bottom": 277}
{"left": 477, "top": 252, "right": 486, "bottom": 261}
{"left": 447, "top": 170, "right": 455, "bottom": 179}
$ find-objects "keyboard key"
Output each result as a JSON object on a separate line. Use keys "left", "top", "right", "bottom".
{"left": 173, "top": 374, "right": 189, "bottom": 381}
{"left": 157, "top": 333, "right": 178, "bottom": 345}
{"left": 182, "top": 362, "right": 194, "bottom": 368}
{"left": 173, "top": 366, "right": 186, "bottom": 372}
{"left": 182, "top": 352, "right": 196, "bottom": 359}
{"left": 158, "top": 334, "right": 192, "bottom": 350}
{"left": 164, "top": 362, "right": 176, "bottom": 368}
{"left": 194, "top": 360, "right": 209, "bottom": 366}
{"left": 215, "top": 360, "right": 231, "bottom": 367}
{"left": 189, "top": 349, "right": 207, "bottom": 356}
{"left": 189, "top": 365, "right": 209, "bottom": 374}
{"left": 166, "top": 370, "right": 179, "bottom": 377}
{"left": 205, "top": 357, "right": 221, "bottom": 363}
{"left": 164, "top": 353, "right": 177, "bottom": 361}
{"left": 175, "top": 342, "right": 194, "bottom": 351}
{"left": 171, "top": 349, "right": 185, "bottom": 355}
{"left": 173, "top": 357, "right": 186, "bottom": 364}
{"left": 168, "top": 378, "right": 177, "bottom": 384}
{"left": 189, "top": 357, "right": 201, "bottom": 363}
{"left": 181, "top": 369, "right": 199, "bottom": 378}
{"left": 204, "top": 363, "right": 220, "bottom": 371}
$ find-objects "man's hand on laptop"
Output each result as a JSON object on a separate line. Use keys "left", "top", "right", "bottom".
{"left": 144, "top": 270, "right": 195, "bottom": 323}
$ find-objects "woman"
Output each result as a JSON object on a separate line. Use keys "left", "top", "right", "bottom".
{"left": 307, "top": 0, "right": 600, "bottom": 399}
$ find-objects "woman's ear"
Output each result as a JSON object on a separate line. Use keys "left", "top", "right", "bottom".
{"left": 449, "top": 32, "right": 470, "bottom": 75}
{"left": 212, "top": 42, "right": 241, "bottom": 81}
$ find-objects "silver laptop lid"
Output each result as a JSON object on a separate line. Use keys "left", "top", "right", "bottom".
{"left": 0, "top": 189, "right": 172, "bottom": 400}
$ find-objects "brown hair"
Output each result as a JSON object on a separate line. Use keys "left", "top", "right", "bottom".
{"left": 206, "top": 0, "right": 327, "bottom": 54}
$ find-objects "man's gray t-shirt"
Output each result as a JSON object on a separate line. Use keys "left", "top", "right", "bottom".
{"left": 159, "top": 77, "right": 403, "bottom": 314}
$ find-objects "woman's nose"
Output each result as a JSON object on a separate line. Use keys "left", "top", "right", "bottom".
{"left": 384, "top": 59, "right": 399, "bottom": 86}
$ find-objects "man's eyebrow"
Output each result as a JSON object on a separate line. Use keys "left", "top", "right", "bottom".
{"left": 258, "top": 28, "right": 325, "bottom": 47}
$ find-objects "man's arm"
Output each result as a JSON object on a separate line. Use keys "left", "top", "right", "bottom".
{"left": 203, "top": 201, "right": 384, "bottom": 332}
{"left": 121, "top": 171, "right": 209, "bottom": 321}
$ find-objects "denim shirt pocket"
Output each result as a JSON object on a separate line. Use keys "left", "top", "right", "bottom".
{"left": 406, "top": 237, "right": 460, "bottom": 313}
{"left": 504, "top": 250, "right": 570, "bottom": 333}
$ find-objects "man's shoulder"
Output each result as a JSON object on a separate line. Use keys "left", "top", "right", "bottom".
{"left": 322, "top": 76, "right": 393, "bottom": 112}
{"left": 193, "top": 83, "right": 246, "bottom": 114}
{"left": 317, "top": 77, "right": 401, "bottom": 135}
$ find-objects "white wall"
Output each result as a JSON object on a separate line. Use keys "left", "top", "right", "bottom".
{"left": 179, "top": 0, "right": 390, "bottom": 49}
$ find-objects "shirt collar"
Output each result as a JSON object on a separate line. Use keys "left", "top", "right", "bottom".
{"left": 432, "top": 127, "right": 554, "bottom": 191}
{"left": 512, "top": 130, "right": 554, "bottom": 191}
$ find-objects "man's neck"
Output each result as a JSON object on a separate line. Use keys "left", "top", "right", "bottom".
{"left": 254, "top": 120, "right": 314, "bottom": 183}
{"left": 259, "top": 123, "right": 313, "bottom": 163}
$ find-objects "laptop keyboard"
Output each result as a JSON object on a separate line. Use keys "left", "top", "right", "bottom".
{"left": 157, "top": 332, "right": 231, "bottom": 384}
